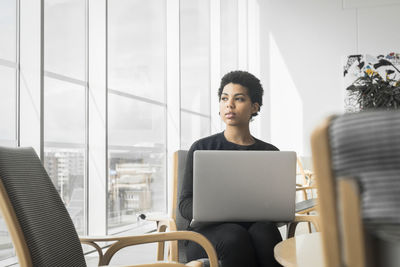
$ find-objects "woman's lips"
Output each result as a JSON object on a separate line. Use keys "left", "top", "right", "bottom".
{"left": 225, "top": 112, "right": 236, "bottom": 119}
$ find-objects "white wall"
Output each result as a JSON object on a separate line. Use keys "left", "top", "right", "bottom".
{"left": 256, "top": 0, "right": 400, "bottom": 156}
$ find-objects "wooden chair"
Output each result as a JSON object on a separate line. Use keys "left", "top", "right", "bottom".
{"left": 295, "top": 157, "right": 318, "bottom": 233}
{"left": 311, "top": 110, "right": 400, "bottom": 267}
{"left": 0, "top": 146, "right": 218, "bottom": 267}
{"left": 297, "top": 157, "right": 314, "bottom": 186}
{"left": 148, "top": 150, "right": 320, "bottom": 264}
{"left": 295, "top": 183, "right": 317, "bottom": 215}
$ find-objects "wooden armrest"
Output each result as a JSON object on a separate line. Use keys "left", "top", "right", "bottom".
{"left": 293, "top": 215, "right": 320, "bottom": 231}
{"left": 286, "top": 215, "right": 320, "bottom": 238}
{"left": 185, "top": 261, "right": 204, "bottom": 267}
{"left": 294, "top": 214, "right": 318, "bottom": 222}
{"left": 123, "top": 263, "right": 203, "bottom": 267}
{"left": 80, "top": 231, "right": 218, "bottom": 267}
{"left": 144, "top": 212, "right": 170, "bottom": 222}
{"left": 80, "top": 216, "right": 178, "bottom": 262}
{"left": 137, "top": 213, "right": 179, "bottom": 262}
{"left": 296, "top": 186, "right": 317, "bottom": 201}
{"left": 140, "top": 213, "right": 177, "bottom": 231}
{"left": 296, "top": 186, "right": 317, "bottom": 190}
{"left": 109, "top": 262, "right": 204, "bottom": 267}
{"left": 141, "top": 213, "right": 178, "bottom": 261}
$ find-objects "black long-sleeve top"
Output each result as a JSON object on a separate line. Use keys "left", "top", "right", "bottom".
{"left": 178, "top": 131, "right": 279, "bottom": 222}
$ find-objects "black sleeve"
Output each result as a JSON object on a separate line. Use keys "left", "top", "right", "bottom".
{"left": 178, "top": 143, "right": 197, "bottom": 221}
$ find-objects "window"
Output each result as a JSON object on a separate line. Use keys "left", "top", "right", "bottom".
{"left": 180, "top": 0, "right": 211, "bottom": 148}
{"left": 181, "top": 112, "right": 210, "bottom": 150}
{"left": 43, "top": 0, "right": 87, "bottom": 234}
{"left": 0, "top": 0, "right": 17, "bottom": 261}
{"left": 108, "top": 0, "right": 167, "bottom": 230}
{"left": 0, "top": 0, "right": 17, "bottom": 147}
{"left": 220, "top": 0, "right": 239, "bottom": 75}
{"left": 0, "top": 66, "right": 16, "bottom": 147}
{"left": 0, "top": 0, "right": 249, "bottom": 264}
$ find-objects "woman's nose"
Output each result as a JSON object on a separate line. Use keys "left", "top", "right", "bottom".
{"left": 226, "top": 100, "right": 234, "bottom": 108}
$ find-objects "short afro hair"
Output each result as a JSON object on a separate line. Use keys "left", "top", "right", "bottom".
{"left": 218, "top": 70, "right": 264, "bottom": 117}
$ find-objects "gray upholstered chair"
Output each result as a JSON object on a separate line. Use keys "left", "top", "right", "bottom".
{"left": 311, "top": 110, "right": 400, "bottom": 267}
{"left": 0, "top": 146, "right": 218, "bottom": 267}
{"left": 149, "top": 150, "right": 319, "bottom": 265}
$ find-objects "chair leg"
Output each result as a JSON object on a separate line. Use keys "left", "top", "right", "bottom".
{"left": 287, "top": 222, "right": 299, "bottom": 239}
{"left": 157, "top": 224, "right": 167, "bottom": 261}
{"left": 307, "top": 222, "right": 312, "bottom": 233}
{"left": 307, "top": 212, "right": 312, "bottom": 233}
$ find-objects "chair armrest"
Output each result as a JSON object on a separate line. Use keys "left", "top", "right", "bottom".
{"left": 296, "top": 186, "right": 317, "bottom": 191}
{"left": 286, "top": 215, "right": 320, "bottom": 238}
{"left": 126, "top": 262, "right": 205, "bottom": 267}
{"left": 296, "top": 186, "right": 317, "bottom": 201}
{"left": 145, "top": 212, "right": 170, "bottom": 222}
{"left": 294, "top": 215, "right": 319, "bottom": 225}
{"left": 132, "top": 263, "right": 203, "bottom": 267}
{"left": 141, "top": 213, "right": 178, "bottom": 261}
{"left": 80, "top": 231, "right": 218, "bottom": 267}
{"left": 185, "top": 262, "right": 204, "bottom": 267}
{"left": 141, "top": 213, "right": 178, "bottom": 232}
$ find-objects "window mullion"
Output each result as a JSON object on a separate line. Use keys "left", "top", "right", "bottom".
{"left": 88, "top": 0, "right": 108, "bottom": 236}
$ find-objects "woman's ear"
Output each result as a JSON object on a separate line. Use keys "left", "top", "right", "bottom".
{"left": 251, "top": 102, "right": 260, "bottom": 113}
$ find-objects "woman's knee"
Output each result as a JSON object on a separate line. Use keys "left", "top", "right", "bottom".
{"left": 218, "top": 223, "right": 250, "bottom": 240}
{"left": 188, "top": 223, "right": 259, "bottom": 267}
{"left": 213, "top": 223, "right": 252, "bottom": 251}
{"left": 248, "top": 222, "right": 282, "bottom": 242}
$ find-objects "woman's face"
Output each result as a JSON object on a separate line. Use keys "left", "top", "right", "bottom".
{"left": 219, "top": 83, "right": 259, "bottom": 127}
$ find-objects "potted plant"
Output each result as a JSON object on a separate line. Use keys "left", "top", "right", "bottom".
{"left": 345, "top": 56, "right": 400, "bottom": 111}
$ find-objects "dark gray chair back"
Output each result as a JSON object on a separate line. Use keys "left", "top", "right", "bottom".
{"left": 330, "top": 111, "right": 400, "bottom": 225}
{"left": 0, "top": 147, "right": 86, "bottom": 267}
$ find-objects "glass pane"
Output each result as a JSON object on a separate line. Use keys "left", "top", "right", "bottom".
{"left": 181, "top": 112, "right": 210, "bottom": 150}
{"left": 0, "top": 1, "right": 17, "bottom": 261}
{"left": 108, "top": 94, "right": 166, "bottom": 229}
{"left": 0, "top": 0, "right": 16, "bottom": 61}
{"left": 0, "top": 140, "right": 16, "bottom": 147}
{"left": 0, "top": 66, "right": 16, "bottom": 142}
{"left": 108, "top": 0, "right": 166, "bottom": 103}
{"left": 44, "top": 0, "right": 86, "bottom": 80}
{"left": 43, "top": 147, "right": 85, "bottom": 234}
{"left": 0, "top": 217, "right": 14, "bottom": 261}
{"left": 44, "top": 77, "right": 85, "bottom": 144}
{"left": 220, "top": 0, "right": 238, "bottom": 75}
{"left": 180, "top": 0, "right": 210, "bottom": 114}
{"left": 43, "top": 77, "right": 86, "bottom": 234}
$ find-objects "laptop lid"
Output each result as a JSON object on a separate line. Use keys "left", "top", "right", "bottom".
{"left": 192, "top": 151, "right": 296, "bottom": 226}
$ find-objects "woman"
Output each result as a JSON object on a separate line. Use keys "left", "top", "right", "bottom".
{"left": 179, "top": 70, "right": 282, "bottom": 267}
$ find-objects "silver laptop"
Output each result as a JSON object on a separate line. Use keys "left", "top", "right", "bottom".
{"left": 191, "top": 151, "right": 296, "bottom": 227}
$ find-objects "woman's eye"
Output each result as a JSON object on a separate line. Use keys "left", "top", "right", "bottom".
{"left": 236, "top": 98, "right": 244, "bottom": 102}
{"left": 221, "top": 97, "right": 228, "bottom": 101}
